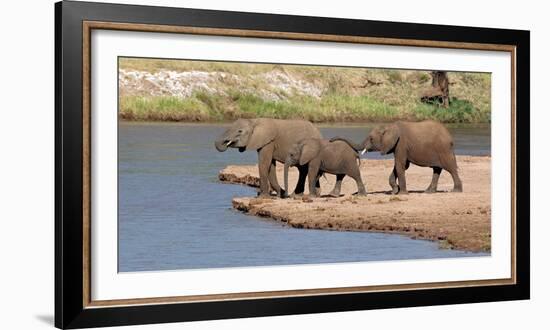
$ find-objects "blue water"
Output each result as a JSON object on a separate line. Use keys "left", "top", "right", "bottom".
{"left": 118, "top": 122, "right": 489, "bottom": 272}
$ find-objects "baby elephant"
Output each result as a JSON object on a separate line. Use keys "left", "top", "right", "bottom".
{"left": 284, "top": 138, "right": 367, "bottom": 198}
{"left": 331, "top": 120, "right": 462, "bottom": 195}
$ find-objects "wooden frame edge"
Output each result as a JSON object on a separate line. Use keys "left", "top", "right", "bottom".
{"left": 84, "top": 20, "right": 516, "bottom": 52}
{"left": 81, "top": 20, "right": 518, "bottom": 309}
{"left": 82, "top": 21, "right": 92, "bottom": 308}
{"left": 86, "top": 278, "right": 515, "bottom": 308}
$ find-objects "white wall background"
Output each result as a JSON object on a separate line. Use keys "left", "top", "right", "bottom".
{"left": 0, "top": 0, "right": 545, "bottom": 329}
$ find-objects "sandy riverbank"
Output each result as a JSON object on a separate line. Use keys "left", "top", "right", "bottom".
{"left": 219, "top": 156, "right": 491, "bottom": 252}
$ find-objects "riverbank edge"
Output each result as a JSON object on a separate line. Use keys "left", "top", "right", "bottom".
{"left": 231, "top": 197, "right": 457, "bottom": 251}
{"left": 218, "top": 157, "right": 491, "bottom": 253}
{"left": 119, "top": 118, "right": 492, "bottom": 128}
{"left": 118, "top": 116, "right": 491, "bottom": 125}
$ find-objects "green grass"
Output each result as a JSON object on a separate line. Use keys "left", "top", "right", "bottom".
{"left": 119, "top": 96, "right": 213, "bottom": 121}
{"left": 121, "top": 93, "right": 408, "bottom": 123}
{"left": 413, "top": 98, "right": 489, "bottom": 123}
{"left": 119, "top": 93, "right": 487, "bottom": 124}
{"left": 119, "top": 58, "right": 491, "bottom": 123}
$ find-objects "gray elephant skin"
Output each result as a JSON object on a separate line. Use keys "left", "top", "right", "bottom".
{"left": 331, "top": 120, "right": 462, "bottom": 194}
{"left": 215, "top": 118, "right": 322, "bottom": 197}
{"left": 284, "top": 138, "right": 367, "bottom": 198}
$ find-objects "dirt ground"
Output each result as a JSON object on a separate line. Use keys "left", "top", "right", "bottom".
{"left": 218, "top": 156, "right": 491, "bottom": 252}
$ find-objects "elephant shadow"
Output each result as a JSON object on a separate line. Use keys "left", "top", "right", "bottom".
{"left": 365, "top": 189, "right": 448, "bottom": 195}
{"left": 299, "top": 189, "right": 449, "bottom": 198}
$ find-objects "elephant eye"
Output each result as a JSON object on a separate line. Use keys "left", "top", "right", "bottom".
{"left": 237, "top": 129, "right": 243, "bottom": 133}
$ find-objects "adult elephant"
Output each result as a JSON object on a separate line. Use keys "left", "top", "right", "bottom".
{"left": 331, "top": 120, "right": 462, "bottom": 194}
{"left": 215, "top": 118, "right": 322, "bottom": 197}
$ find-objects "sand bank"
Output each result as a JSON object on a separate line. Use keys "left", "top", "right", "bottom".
{"left": 219, "top": 156, "right": 491, "bottom": 252}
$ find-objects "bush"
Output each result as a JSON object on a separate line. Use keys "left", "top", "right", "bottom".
{"left": 413, "top": 98, "right": 487, "bottom": 123}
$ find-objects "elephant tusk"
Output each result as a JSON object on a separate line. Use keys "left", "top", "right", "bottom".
{"left": 360, "top": 148, "right": 367, "bottom": 155}
{"left": 225, "top": 140, "right": 233, "bottom": 146}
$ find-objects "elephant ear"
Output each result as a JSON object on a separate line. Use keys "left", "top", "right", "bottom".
{"left": 299, "top": 139, "right": 321, "bottom": 165}
{"left": 380, "top": 124, "right": 400, "bottom": 155}
{"left": 246, "top": 120, "right": 277, "bottom": 151}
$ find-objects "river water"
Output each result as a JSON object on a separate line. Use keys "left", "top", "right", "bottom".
{"left": 118, "top": 122, "right": 490, "bottom": 272}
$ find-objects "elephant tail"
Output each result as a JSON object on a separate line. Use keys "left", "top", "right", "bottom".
{"left": 453, "top": 151, "right": 459, "bottom": 169}
{"left": 329, "top": 137, "right": 366, "bottom": 153}
{"left": 448, "top": 139, "right": 459, "bottom": 169}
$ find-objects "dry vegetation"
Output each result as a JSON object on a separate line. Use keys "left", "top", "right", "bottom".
{"left": 119, "top": 57, "right": 491, "bottom": 123}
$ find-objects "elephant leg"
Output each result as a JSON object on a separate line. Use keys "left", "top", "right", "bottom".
{"left": 268, "top": 160, "right": 284, "bottom": 197}
{"left": 449, "top": 168, "right": 463, "bottom": 192}
{"left": 389, "top": 167, "right": 399, "bottom": 194}
{"left": 315, "top": 174, "right": 322, "bottom": 196}
{"left": 451, "top": 170, "right": 462, "bottom": 192}
{"left": 425, "top": 167, "right": 442, "bottom": 193}
{"left": 442, "top": 154, "right": 463, "bottom": 192}
{"left": 307, "top": 163, "right": 321, "bottom": 197}
{"left": 349, "top": 167, "right": 367, "bottom": 196}
{"left": 443, "top": 95, "right": 450, "bottom": 108}
{"left": 257, "top": 144, "right": 274, "bottom": 197}
{"left": 329, "top": 174, "right": 345, "bottom": 197}
{"left": 395, "top": 159, "right": 408, "bottom": 195}
{"left": 293, "top": 165, "right": 308, "bottom": 196}
{"left": 315, "top": 172, "right": 324, "bottom": 196}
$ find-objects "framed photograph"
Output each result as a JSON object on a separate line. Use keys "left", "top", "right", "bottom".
{"left": 55, "top": 1, "right": 530, "bottom": 328}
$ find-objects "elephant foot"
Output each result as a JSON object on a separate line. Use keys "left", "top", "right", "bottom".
{"left": 257, "top": 191, "right": 273, "bottom": 199}
{"left": 425, "top": 187, "right": 436, "bottom": 194}
{"left": 391, "top": 187, "right": 399, "bottom": 195}
{"left": 356, "top": 191, "right": 368, "bottom": 197}
{"left": 291, "top": 192, "right": 304, "bottom": 198}
{"left": 398, "top": 190, "right": 409, "bottom": 195}
{"left": 328, "top": 190, "right": 341, "bottom": 198}
{"left": 277, "top": 189, "right": 288, "bottom": 198}
{"left": 452, "top": 187, "right": 463, "bottom": 193}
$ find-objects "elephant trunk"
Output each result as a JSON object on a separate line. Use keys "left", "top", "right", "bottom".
{"left": 360, "top": 137, "right": 371, "bottom": 155}
{"left": 283, "top": 161, "right": 291, "bottom": 198}
{"left": 214, "top": 137, "right": 229, "bottom": 152}
{"left": 329, "top": 137, "right": 368, "bottom": 154}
